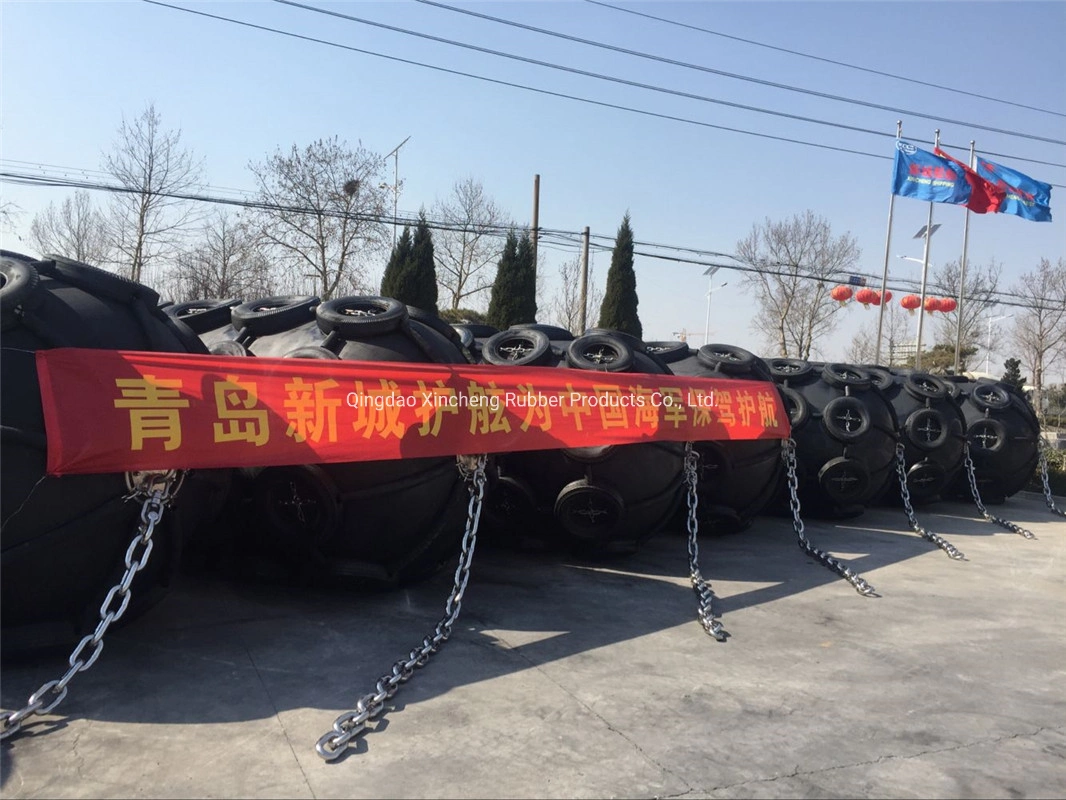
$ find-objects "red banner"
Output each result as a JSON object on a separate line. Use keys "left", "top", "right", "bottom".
{"left": 36, "top": 348, "right": 790, "bottom": 475}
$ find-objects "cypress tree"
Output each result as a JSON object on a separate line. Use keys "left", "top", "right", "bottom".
{"left": 406, "top": 212, "right": 439, "bottom": 313}
{"left": 597, "top": 213, "right": 642, "bottom": 338}
{"left": 513, "top": 230, "right": 538, "bottom": 324}
{"left": 380, "top": 226, "right": 413, "bottom": 299}
{"left": 486, "top": 231, "right": 521, "bottom": 330}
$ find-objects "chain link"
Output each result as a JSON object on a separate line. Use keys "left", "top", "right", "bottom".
{"left": 683, "top": 444, "right": 728, "bottom": 641}
{"left": 782, "top": 439, "right": 877, "bottom": 597}
{"left": 315, "top": 454, "right": 488, "bottom": 762}
{"left": 1038, "top": 438, "right": 1066, "bottom": 519}
{"left": 963, "top": 443, "right": 1035, "bottom": 539}
{"left": 0, "top": 470, "right": 183, "bottom": 742}
{"left": 893, "top": 443, "right": 965, "bottom": 560}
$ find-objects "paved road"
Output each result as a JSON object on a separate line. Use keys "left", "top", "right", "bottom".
{"left": 2, "top": 494, "right": 1064, "bottom": 798}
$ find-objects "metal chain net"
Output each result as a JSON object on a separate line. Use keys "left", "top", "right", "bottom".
{"left": 963, "top": 443, "right": 1035, "bottom": 539}
{"left": 782, "top": 439, "right": 877, "bottom": 597}
{"left": 0, "top": 471, "right": 183, "bottom": 741}
{"left": 315, "top": 454, "right": 488, "bottom": 762}
{"left": 683, "top": 443, "right": 728, "bottom": 641}
{"left": 1038, "top": 438, "right": 1066, "bottom": 519}
{"left": 893, "top": 443, "right": 965, "bottom": 560}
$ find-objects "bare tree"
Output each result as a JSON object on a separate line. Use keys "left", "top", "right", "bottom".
{"left": 102, "top": 103, "right": 203, "bottom": 285}
{"left": 1, "top": 200, "right": 23, "bottom": 236}
{"left": 736, "top": 211, "right": 860, "bottom": 359}
{"left": 846, "top": 300, "right": 913, "bottom": 366}
{"left": 249, "top": 137, "right": 390, "bottom": 300}
{"left": 548, "top": 254, "right": 603, "bottom": 334}
{"left": 164, "top": 211, "right": 276, "bottom": 303}
{"left": 29, "top": 190, "right": 112, "bottom": 265}
{"left": 930, "top": 257, "right": 1002, "bottom": 353}
{"left": 432, "top": 177, "right": 509, "bottom": 310}
{"left": 1011, "top": 258, "right": 1066, "bottom": 419}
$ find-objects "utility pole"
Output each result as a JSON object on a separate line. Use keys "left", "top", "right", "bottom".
{"left": 579, "top": 226, "right": 590, "bottom": 333}
{"left": 383, "top": 136, "right": 411, "bottom": 248}
{"left": 531, "top": 174, "right": 540, "bottom": 274}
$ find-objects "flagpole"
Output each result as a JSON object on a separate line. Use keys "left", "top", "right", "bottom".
{"left": 914, "top": 129, "right": 940, "bottom": 371}
{"left": 875, "top": 120, "right": 903, "bottom": 366}
{"left": 953, "top": 140, "right": 975, "bottom": 375}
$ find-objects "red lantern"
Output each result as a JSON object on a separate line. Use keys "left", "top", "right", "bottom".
{"left": 901, "top": 294, "right": 921, "bottom": 315}
{"left": 870, "top": 291, "right": 882, "bottom": 306}
{"left": 924, "top": 296, "right": 942, "bottom": 313}
{"left": 883, "top": 290, "right": 893, "bottom": 303}
{"left": 830, "top": 285, "right": 853, "bottom": 306}
{"left": 855, "top": 287, "right": 878, "bottom": 308}
{"left": 939, "top": 297, "right": 957, "bottom": 313}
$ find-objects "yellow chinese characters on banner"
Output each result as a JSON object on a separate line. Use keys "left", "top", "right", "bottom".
{"left": 43, "top": 349, "right": 791, "bottom": 475}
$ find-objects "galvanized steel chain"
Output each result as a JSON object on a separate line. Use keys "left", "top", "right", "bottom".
{"left": 782, "top": 438, "right": 877, "bottom": 597}
{"left": 683, "top": 443, "right": 728, "bottom": 641}
{"left": 963, "top": 443, "right": 1035, "bottom": 539}
{"left": 315, "top": 454, "right": 488, "bottom": 762}
{"left": 1038, "top": 438, "right": 1066, "bottom": 519}
{"left": 0, "top": 470, "right": 184, "bottom": 742}
{"left": 893, "top": 443, "right": 964, "bottom": 560}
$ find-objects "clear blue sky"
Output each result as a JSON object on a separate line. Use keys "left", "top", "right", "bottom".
{"left": 2, "top": 0, "right": 1064, "bottom": 367}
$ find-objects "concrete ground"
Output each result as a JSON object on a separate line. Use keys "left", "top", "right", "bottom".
{"left": 1, "top": 493, "right": 1064, "bottom": 799}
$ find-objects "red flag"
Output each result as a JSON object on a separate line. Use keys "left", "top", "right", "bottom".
{"left": 934, "top": 147, "right": 1005, "bottom": 214}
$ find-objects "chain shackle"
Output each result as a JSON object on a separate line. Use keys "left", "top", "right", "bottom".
{"left": 316, "top": 454, "right": 488, "bottom": 762}
{"left": 893, "top": 443, "right": 965, "bottom": 560}
{"left": 1, "top": 470, "right": 183, "bottom": 742}
{"left": 1038, "top": 438, "right": 1066, "bottom": 519}
{"left": 781, "top": 439, "right": 877, "bottom": 597}
{"left": 683, "top": 443, "right": 728, "bottom": 642}
{"left": 963, "top": 443, "right": 1035, "bottom": 539}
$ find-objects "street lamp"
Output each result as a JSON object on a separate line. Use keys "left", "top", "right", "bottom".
{"left": 382, "top": 135, "right": 411, "bottom": 248}
{"left": 985, "top": 314, "right": 1013, "bottom": 374}
{"left": 895, "top": 219, "right": 941, "bottom": 369}
{"left": 702, "top": 266, "right": 728, "bottom": 345}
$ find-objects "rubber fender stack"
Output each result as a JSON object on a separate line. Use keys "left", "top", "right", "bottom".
{"left": 202, "top": 295, "right": 473, "bottom": 587}
{"left": 942, "top": 376, "right": 1041, "bottom": 504}
{"left": 0, "top": 251, "right": 230, "bottom": 657}
{"left": 767, "top": 360, "right": 897, "bottom": 518}
{"left": 647, "top": 341, "right": 784, "bottom": 534}
{"left": 479, "top": 324, "right": 685, "bottom": 556}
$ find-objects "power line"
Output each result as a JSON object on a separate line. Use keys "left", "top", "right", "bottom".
{"left": 4, "top": 169, "right": 1061, "bottom": 313}
{"left": 584, "top": 0, "right": 1066, "bottom": 119}
{"left": 139, "top": 1, "right": 1066, "bottom": 171}
{"left": 272, "top": 0, "right": 1066, "bottom": 147}
{"left": 412, "top": 0, "right": 1066, "bottom": 145}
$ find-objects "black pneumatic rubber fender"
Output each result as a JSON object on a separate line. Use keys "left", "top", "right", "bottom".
{"left": 1, "top": 251, "right": 228, "bottom": 658}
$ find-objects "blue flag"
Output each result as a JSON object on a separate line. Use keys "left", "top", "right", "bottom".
{"left": 975, "top": 157, "right": 1052, "bottom": 222}
{"left": 891, "top": 141, "right": 979, "bottom": 208}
